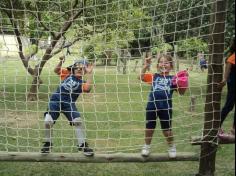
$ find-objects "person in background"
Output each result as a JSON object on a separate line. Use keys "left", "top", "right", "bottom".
{"left": 198, "top": 52, "right": 208, "bottom": 72}
{"left": 65, "top": 42, "right": 72, "bottom": 56}
{"left": 218, "top": 38, "right": 235, "bottom": 140}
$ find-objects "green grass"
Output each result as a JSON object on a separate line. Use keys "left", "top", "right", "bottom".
{"left": 0, "top": 57, "right": 235, "bottom": 176}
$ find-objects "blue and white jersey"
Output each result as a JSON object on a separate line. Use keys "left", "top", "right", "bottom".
{"left": 147, "top": 74, "right": 176, "bottom": 110}
{"left": 200, "top": 58, "right": 207, "bottom": 66}
{"left": 50, "top": 75, "right": 84, "bottom": 103}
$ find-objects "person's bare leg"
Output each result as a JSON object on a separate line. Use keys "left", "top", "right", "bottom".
{"left": 163, "top": 130, "right": 176, "bottom": 158}
{"left": 145, "top": 129, "right": 155, "bottom": 145}
{"left": 141, "top": 129, "right": 155, "bottom": 156}
{"left": 162, "top": 130, "right": 174, "bottom": 146}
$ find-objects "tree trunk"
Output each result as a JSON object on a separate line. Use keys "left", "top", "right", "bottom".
{"left": 122, "top": 49, "right": 130, "bottom": 74}
{"left": 117, "top": 57, "right": 121, "bottom": 73}
{"left": 27, "top": 77, "right": 40, "bottom": 101}
{"left": 189, "top": 96, "right": 197, "bottom": 112}
{"left": 27, "top": 50, "right": 52, "bottom": 101}
{"left": 3, "top": 0, "right": 86, "bottom": 101}
{"left": 117, "top": 49, "right": 128, "bottom": 74}
{"left": 196, "top": 143, "right": 218, "bottom": 176}
{"left": 104, "top": 50, "right": 113, "bottom": 66}
{"left": 133, "top": 60, "right": 139, "bottom": 72}
{"left": 197, "top": 0, "right": 227, "bottom": 175}
{"left": 27, "top": 75, "right": 44, "bottom": 101}
{"left": 122, "top": 58, "right": 127, "bottom": 74}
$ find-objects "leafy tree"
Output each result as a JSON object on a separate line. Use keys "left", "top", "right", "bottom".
{"left": 178, "top": 37, "right": 208, "bottom": 59}
{"left": 225, "top": 0, "right": 235, "bottom": 46}
{"left": 0, "top": 0, "right": 88, "bottom": 100}
{"left": 0, "top": 0, "right": 234, "bottom": 98}
{"left": 151, "top": 37, "right": 173, "bottom": 55}
{"left": 82, "top": 3, "right": 151, "bottom": 68}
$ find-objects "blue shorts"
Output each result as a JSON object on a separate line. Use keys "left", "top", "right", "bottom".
{"left": 146, "top": 109, "right": 173, "bottom": 130}
{"left": 45, "top": 101, "right": 81, "bottom": 126}
{"left": 200, "top": 65, "right": 208, "bottom": 69}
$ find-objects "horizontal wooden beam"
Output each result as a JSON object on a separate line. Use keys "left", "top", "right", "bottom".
{"left": 191, "top": 136, "right": 235, "bottom": 145}
{"left": 0, "top": 152, "right": 199, "bottom": 163}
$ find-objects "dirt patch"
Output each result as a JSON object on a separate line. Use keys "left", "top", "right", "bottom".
{"left": 0, "top": 111, "right": 41, "bottom": 128}
{"left": 0, "top": 91, "right": 5, "bottom": 97}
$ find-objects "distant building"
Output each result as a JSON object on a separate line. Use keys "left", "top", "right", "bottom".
{"left": 0, "top": 34, "right": 29, "bottom": 56}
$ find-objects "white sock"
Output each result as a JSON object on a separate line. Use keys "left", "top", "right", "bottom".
{"left": 144, "top": 144, "right": 150, "bottom": 148}
{"left": 75, "top": 125, "right": 86, "bottom": 146}
{"left": 45, "top": 128, "right": 52, "bottom": 143}
{"left": 169, "top": 144, "right": 176, "bottom": 148}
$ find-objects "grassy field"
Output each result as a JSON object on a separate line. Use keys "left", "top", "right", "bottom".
{"left": 0, "top": 56, "right": 235, "bottom": 176}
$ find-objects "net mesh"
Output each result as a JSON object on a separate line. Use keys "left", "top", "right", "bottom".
{"left": 0, "top": 0, "right": 234, "bottom": 163}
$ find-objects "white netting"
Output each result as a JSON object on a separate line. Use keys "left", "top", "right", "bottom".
{"left": 0, "top": 1, "right": 234, "bottom": 168}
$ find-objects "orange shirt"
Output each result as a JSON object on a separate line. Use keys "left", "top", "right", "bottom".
{"left": 59, "top": 69, "right": 71, "bottom": 80}
{"left": 142, "top": 73, "right": 153, "bottom": 85}
{"left": 227, "top": 53, "right": 235, "bottom": 65}
{"left": 59, "top": 68, "right": 91, "bottom": 92}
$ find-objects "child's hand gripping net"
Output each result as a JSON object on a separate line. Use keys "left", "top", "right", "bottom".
{"left": 172, "top": 70, "right": 189, "bottom": 95}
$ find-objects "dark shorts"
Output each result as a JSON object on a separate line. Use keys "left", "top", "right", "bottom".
{"left": 200, "top": 65, "right": 208, "bottom": 69}
{"left": 45, "top": 101, "right": 81, "bottom": 125}
{"left": 146, "top": 109, "right": 173, "bottom": 130}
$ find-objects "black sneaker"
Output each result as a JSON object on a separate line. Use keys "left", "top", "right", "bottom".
{"left": 78, "top": 142, "right": 94, "bottom": 157}
{"left": 41, "top": 142, "right": 52, "bottom": 153}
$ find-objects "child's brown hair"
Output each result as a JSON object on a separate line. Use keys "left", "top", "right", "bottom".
{"left": 157, "top": 54, "right": 174, "bottom": 68}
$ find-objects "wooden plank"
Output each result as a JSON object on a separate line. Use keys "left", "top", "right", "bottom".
{"left": 191, "top": 136, "right": 235, "bottom": 145}
{"left": 0, "top": 152, "right": 199, "bottom": 163}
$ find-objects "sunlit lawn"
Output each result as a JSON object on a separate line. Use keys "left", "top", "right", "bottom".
{"left": 0, "top": 56, "right": 234, "bottom": 176}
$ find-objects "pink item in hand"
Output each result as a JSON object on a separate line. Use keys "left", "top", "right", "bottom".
{"left": 172, "top": 70, "right": 189, "bottom": 88}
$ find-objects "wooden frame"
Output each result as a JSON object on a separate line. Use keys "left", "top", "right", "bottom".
{"left": 0, "top": 152, "right": 199, "bottom": 163}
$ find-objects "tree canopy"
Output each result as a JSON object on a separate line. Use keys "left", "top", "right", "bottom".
{"left": 0, "top": 0, "right": 234, "bottom": 99}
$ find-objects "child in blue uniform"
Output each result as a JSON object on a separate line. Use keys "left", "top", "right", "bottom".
{"left": 198, "top": 52, "right": 208, "bottom": 72}
{"left": 41, "top": 60, "right": 94, "bottom": 156}
{"left": 139, "top": 54, "right": 188, "bottom": 158}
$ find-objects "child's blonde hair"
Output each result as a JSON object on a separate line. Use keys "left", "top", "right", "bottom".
{"left": 157, "top": 54, "right": 174, "bottom": 68}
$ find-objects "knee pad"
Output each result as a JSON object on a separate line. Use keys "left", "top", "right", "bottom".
{"left": 72, "top": 118, "right": 83, "bottom": 126}
{"left": 44, "top": 114, "right": 54, "bottom": 126}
